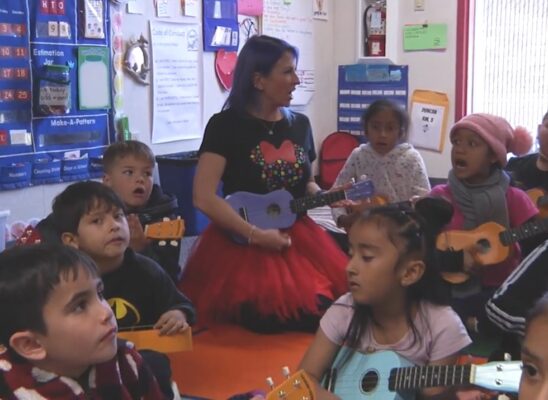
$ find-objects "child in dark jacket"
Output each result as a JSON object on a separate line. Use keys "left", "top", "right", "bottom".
{"left": 52, "top": 180, "right": 195, "bottom": 399}
{"left": 103, "top": 140, "right": 182, "bottom": 282}
{"left": 506, "top": 109, "right": 548, "bottom": 191}
{"left": 0, "top": 244, "right": 165, "bottom": 399}
{"left": 486, "top": 110, "right": 548, "bottom": 341}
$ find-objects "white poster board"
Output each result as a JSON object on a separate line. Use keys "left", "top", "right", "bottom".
{"left": 262, "top": 0, "right": 315, "bottom": 105}
{"left": 150, "top": 21, "right": 202, "bottom": 143}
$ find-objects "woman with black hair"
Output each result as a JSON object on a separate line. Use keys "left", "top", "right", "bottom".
{"left": 179, "top": 35, "right": 348, "bottom": 332}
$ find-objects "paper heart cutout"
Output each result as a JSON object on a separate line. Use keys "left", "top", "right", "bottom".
{"left": 215, "top": 50, "right": 238, "bottom": 91}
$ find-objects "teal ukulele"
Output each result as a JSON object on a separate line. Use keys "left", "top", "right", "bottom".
{"left": 324, "top": 349, "right": 521, "bottom": 399}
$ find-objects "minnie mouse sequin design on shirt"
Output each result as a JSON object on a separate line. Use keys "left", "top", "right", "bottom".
{"left": 250, "top": 139, "right": 306, "bottom": 191}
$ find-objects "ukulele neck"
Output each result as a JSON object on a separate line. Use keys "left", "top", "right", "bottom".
{"left": 500, "top": 218, "right": 548, "bottom": 246}
{"left": 389, "top": 364, "right": 472, "bottom": 391}
{"left": 290, "top": 191, "right": 346, "bottom": 213}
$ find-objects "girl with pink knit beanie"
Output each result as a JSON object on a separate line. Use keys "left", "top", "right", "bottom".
{"left": 430, "top": 112, "right": 539, "bottom": 337}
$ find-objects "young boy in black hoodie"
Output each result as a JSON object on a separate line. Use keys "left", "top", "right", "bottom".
{"left": 102, "top": 140, "right": 181, "bottom": 282}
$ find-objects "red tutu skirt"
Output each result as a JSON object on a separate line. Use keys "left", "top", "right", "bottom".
{"left": 179, "top": 216, "right": 348, "bottom": 324}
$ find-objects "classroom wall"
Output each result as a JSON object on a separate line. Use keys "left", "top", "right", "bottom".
{"left": 333, "top": 0, "right": 457, "bottom": 179}
{"left": 396, "top": 0, "right": 457, "bottom": 179}
{"left": 1, "top": 0, "right": 457, "bottom": 224}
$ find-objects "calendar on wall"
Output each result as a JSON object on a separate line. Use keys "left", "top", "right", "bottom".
{"left": 337, "top": 63, "right": 408, "bottom": 135}
{"left": 0, "top": 0, "right": 113, "bottom": 191}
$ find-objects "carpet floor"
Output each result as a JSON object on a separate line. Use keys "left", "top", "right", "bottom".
{"left": 169, "top": 324, "right": 315, "bottom": 399}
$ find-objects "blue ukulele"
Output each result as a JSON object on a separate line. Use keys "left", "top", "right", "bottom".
{"left": 324, "top": 349, "right": 521, "bottom": 399}
{"left": 225, "top": 179, "right": 375, "bottom": 244}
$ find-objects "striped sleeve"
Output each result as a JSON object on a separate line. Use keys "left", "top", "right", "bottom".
{"left": 486, "top": 240, "right": 548, "bottom": 336}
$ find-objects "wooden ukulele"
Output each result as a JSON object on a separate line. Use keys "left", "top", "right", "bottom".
{"left": 348, "top": 193, "right": 389, "bottom": 211}
{"left": 436, "top": 219, "right": 548, "bottom": 284}
{"left": 144, "top": 217, "right": 185, "bottom": 246}
{"left": 527, "top": 188, "right": 548, "bottom": 218}
{"left": 370, "top": 195, "right": 389, "bottom": 206}
{"left": 266, "top": 367, "right": 316, "bottom": 400}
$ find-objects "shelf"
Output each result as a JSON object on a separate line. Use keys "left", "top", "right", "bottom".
{"left": 357, "top": 56, "right": 395, "bottom": 64}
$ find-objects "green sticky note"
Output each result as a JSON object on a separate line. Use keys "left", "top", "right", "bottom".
{"left": 403, "top": 24, "right": 447, "bottom": 51}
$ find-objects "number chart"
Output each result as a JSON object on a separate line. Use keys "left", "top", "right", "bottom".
{"left": 0, "top": 0, "right": 112, "bottom": 191}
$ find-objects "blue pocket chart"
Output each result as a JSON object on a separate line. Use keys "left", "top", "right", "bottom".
{"left": 0, "top": 0, "right": 113, "bottom": 191}
{"left": 203, "top": 0, "right": 239, "bottom": 52}
{"left": 337, "top": 64, "right": 409, "bottom": 135}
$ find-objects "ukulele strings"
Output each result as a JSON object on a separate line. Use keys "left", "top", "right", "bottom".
{"left": 330, "top": 367, "right": 471, "bottom": 390}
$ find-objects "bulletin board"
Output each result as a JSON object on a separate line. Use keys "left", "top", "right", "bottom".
{"left": 337, "top": 63, "right": 408, "bottom": 135}
{"left": 0, "top": 0, "right": 112, "bottom": 191}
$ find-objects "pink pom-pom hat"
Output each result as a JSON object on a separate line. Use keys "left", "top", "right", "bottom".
{"left": 450, "top": 113, "right": 533, "bottom": 167}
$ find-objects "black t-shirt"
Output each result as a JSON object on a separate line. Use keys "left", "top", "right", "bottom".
{"left": 102, "top": 249, "right": 195, "bottom": 328}
{"left": 506, "top": 153, "right": 548, "bottom": 191}
{"left": 199, "top": 108, "right": 316, "bottom": 198}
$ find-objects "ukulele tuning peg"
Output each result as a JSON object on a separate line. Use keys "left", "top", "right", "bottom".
{"left": 170, "top": 240, "right": 178, "bottom": 247}
{"left": 163, "top": 217, "right": 169, "bottom": 221}
{"left": 159, "top": 240, "right": 166, "bottom": 247}
{"left": 503, "top": 353, "right": 512, "bottom": 361}
{"left": 266, "top": 376, "right": 274, "bottom": 389}
{"left": 281, "top": 366, "right": 290, "bottom": 378}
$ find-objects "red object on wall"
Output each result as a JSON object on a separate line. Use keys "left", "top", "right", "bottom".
{"left": 40, "top": 0, "right": 66, "bottom": 15}
{"left": 0, "top": 130, "right": 7, "bottom": 146}
{"left": 215, "top": 50, "right": 237, "bottom": 91}
{"left": 364, "top": 3, "right": 386, "bottom": 57}
{"left": 367, "top": 34, "right": 386, "bottom": 57}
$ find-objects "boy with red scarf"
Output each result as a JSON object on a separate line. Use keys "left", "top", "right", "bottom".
{"left": 0, "top": 244, "right": 165, "bottom": 399}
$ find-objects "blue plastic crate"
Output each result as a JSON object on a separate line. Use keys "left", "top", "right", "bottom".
{"left": 156, "top": 151, "right": 210, "bottom": 236}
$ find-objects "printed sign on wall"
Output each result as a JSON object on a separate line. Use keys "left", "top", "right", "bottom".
{"left": 408, "top": 90, "right": 449, "bottom": 152}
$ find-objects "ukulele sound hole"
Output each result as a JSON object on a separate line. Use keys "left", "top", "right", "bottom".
{"left": 361, "top": 370, "right": 379, "bottom": 393}
{"left": 266, "top": 203, "right": 281, "bottom": 217}
{"left": 477, "top": 238, "right": 491, "bottom": 252}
